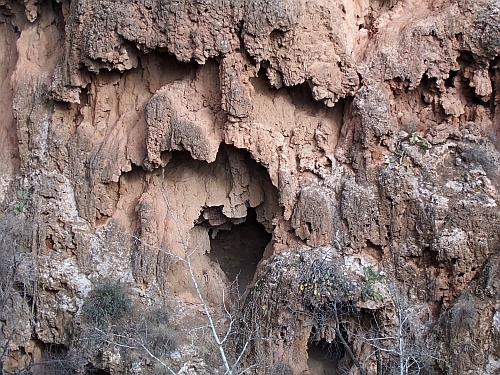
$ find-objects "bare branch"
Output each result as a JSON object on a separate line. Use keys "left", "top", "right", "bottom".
{"left": 132, "top": 235, "right": 186, "bottom": 264}
{"left": 331, "top": 305, "right": 368, "bottom": 375}
{"left": 157, "top": 177, "right": 233, "bottom": 374}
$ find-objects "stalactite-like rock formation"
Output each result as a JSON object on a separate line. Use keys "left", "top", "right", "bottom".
{"left": 0, "top": 0, "right": 499, "bottom": 374}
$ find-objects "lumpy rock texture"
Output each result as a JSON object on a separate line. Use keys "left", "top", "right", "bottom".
{"left": 0, "top": 0, "right": 500, "bottom": 374}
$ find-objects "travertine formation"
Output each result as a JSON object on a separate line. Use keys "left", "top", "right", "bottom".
{"left": 0, "top": 0, "right": 499, "bottom": 374}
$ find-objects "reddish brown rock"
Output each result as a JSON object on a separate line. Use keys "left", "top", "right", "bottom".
{"left": 0, "top": 0, "right": 499, "bottom": 374}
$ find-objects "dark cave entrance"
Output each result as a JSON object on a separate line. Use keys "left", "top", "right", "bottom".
{"left": 307, "top": 327, "right": 347, "bottom": 375}
{"left": 178, "top": 144, "right": 278, "bottom": 295}
{"left": 207, "top": 207, "right": 272, "bottom": 294}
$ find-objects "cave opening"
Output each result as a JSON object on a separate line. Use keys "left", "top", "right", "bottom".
{"left": 207, "top": 206, "right": 272, "bottom": 294}
{"left": 307, "top": 327, "right": 346, "bottom": 375}
{"left": 168, "top": 144, "right": 279, "bottom": 296}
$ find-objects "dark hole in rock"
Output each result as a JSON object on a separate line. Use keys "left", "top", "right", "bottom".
{"left": 208, "top": 207, "right": 271, "bottom": 294}
{"left": 444, "top": 70, "right": 458, "bottom": 88}
{"left": 307, "top": 328, "right": 346, "bottom": 375}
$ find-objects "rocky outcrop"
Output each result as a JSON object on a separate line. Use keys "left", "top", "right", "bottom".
{"left": 0, "top": 0, "right": 499, "bottom": 374}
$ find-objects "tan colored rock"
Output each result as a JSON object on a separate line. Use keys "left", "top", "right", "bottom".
{"left": 144, "top": 61, "right": 224, "bottom": 167}
{"left": 220, "top": 52, "right": 256, "bottom": 121}
{"left": 471, "top": 68, "right": 493, "bottom": 100}
{"left": 1, "top": 0, "right": 500, "bottom": 374}
{"left": 291, "top": 185, "right": 337, "bottom": 247}
{"left": 440, "top": 88, "right": 465, "bottom": 117}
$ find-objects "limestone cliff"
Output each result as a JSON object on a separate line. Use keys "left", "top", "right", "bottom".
{"left": 0, "top": 0, "right": 499, "bottom": 374}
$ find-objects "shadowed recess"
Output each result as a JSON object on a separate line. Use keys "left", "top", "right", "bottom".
{"left": 208, "top": 207, "right": 271, "bottom": 294}
{"left": 307, "top": 328, "right": 346, "bottom": 375}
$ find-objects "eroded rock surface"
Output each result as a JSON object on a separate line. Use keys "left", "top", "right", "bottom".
{"left": 0, "top": 0, "right": 499, "bottom": 374}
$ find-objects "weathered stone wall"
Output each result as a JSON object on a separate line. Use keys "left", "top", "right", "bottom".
{"left": 0, "top": 0, "right": 499, "bottom": 374}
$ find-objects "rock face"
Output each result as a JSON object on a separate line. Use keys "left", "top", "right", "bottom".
{"left": 0, "top": 0, "right": 499, "bottom": 374}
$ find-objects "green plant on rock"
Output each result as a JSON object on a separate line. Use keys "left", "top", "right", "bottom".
{"left": 361, "top": 266, "right": 384, "bottom": 302}
{"left": 82, "top": 279, "right": 131, "bottom": 327}
{"left": 13, "top": 190, "right": 29, "bottom": 214}
{"left": 408, "top": 124, "right": 431, "bottom": 153}
{"left": 384, "top": 125, "right": 431, "bottom": 169}
{"left": 364, "top": 266, "right": 384, "bottom": 283}
{"left": 384, "top": 148, "right": 412, "bottom": 169}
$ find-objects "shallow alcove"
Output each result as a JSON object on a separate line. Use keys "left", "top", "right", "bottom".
{"left": 168, "top": 143, "right": 279, "bottom": 295}
{"left": 307, "top": 330, "right": 346, "bottom": 375}
{"left": 207, "top": 207, "right": 272, "bottom": 293}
